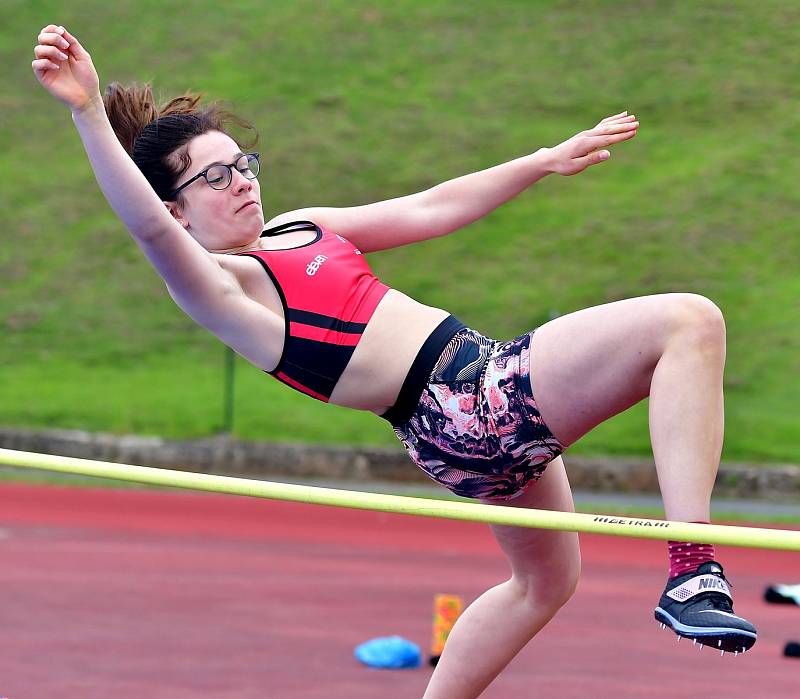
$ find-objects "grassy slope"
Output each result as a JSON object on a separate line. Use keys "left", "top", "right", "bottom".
{"left": 1, "top": 0, "right": 798, "bottom": 461}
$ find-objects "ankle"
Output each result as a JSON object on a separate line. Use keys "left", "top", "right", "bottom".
{"left": 668, "top": 537, "right": 715, "bottom": 579}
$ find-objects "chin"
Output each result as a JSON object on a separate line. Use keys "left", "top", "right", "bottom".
{"left": 238, "top": 220, "right": 264, "bottom": 242}
{"left": 247, "top": 222, "right": 265, "bottom": 241}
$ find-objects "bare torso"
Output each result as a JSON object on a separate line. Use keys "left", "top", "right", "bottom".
{"left": 214, "top": 227, "right": 449, "bottom": 413}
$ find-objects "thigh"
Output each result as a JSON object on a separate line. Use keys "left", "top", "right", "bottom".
{"left": 481, "top": 456, "right": 580, "bottom": 585}
{"left": 528, "top": 293, "right": 687, "bottom": 447}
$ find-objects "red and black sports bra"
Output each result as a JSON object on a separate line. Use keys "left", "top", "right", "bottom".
{"left": 237, "top": 221, "right": 390, "bottom": 401}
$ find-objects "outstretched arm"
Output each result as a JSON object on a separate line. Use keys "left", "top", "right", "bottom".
{"left": 32, "top": 25, "right": 248, "bottom": 330}
{"left": 270, "top": 113, "right": 638, "bottom": 253}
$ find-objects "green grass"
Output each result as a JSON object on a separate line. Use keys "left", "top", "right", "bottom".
{"left": 2, "top": 0, "right": 799, "bottom": 462}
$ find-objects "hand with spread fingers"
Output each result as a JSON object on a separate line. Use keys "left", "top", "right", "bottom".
{"left": 32, "top": 24, "right": 101, "bottom": 113}
{"left": 541, "top": 111, "right": 639, "bottom": 176}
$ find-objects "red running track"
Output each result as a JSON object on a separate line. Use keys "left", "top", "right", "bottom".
{"left": 0, "top": 482, "right": 797, "bottom": 698}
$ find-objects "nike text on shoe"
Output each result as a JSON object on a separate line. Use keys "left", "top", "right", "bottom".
{"left": 654, "top": 561, "right": 757, "bottom": 655}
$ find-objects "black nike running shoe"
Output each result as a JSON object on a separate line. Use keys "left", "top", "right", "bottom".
{"left": 654, "top": 561, "right": 757, "bottom": 654}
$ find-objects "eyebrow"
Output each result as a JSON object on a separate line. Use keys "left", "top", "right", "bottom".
{"left": 199, "top": 151, "right": 246, "bottom": 172}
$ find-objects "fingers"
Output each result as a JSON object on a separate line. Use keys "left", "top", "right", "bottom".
{"left": 582, "top": 128, "right": 637, "bottom": 154}
{"left": 35, "top": 44, "right": 69, "bottom": 63}
{"left": 36, "top": 24, "right": 89, "bottom": 61}
{"left": 38, "top": 25, "right": 70, "bottom": 51}
{"left": 60, "top": 27, "right": 90, "bottom": 59}
{"left": 33, "top": 25, "right": 68, "bottom": 77}
{"left": 605, "top": 130, "right": 637, "bottom": 148}
{"left": 564, "top": 150, "right": 611, "bottom": 176}
{"left": 596, "top": 113, "right": 637, "bottom": 131}
{"left": 584, "top": 117, "right": 638, "bottom": 143}
{"left": 35, "top": 24, "right": 70, "bottom": 73}
{"left": 555, "top": 111, "right": 639, "bottom": 176}
{"left": 32, "top": 58, "right": 60, "bottom": 75}
{"left": 571, "top": 118, "right": 637, "bottom": 154}
{"left": 598, "top": 111, "right": 628, "bottom": 124}
{"left": 592, "top": 114, "right": 639, "bottom": 133}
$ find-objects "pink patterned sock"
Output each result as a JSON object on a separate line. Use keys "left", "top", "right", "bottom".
{"left": 668, "top": 523, "right": 715, "bottom": 578}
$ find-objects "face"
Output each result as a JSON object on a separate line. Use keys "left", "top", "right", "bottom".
{"left": 165, "top": 130, "right": 264, "bottom": 252}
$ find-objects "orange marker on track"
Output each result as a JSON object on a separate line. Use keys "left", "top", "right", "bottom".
{"left": 429, "top": 593, "right": 463, "bottom": 666}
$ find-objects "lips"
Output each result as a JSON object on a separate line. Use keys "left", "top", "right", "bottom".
{"left": 236, "top": 201, "right": 259, "bottom": 213}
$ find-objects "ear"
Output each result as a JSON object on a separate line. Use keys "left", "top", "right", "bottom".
{"left": 164, "top": 201, "right": 190, "bottom": 229}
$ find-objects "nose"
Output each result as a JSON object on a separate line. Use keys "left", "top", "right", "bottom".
{"left": 231, "top": 168, "right": 253, "bottom": 194}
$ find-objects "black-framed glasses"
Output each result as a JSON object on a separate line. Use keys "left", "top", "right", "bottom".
{"left": 169, "top": 152, "right": 260, "bottom": 199}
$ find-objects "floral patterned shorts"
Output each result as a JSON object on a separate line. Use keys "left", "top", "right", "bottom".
{"left": 390, "top": 327, "right": 564, "bottom": 501}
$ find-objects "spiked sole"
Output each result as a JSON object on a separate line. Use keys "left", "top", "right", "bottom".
{"left": 655, "top": 607, "right": 756, "bottom": 654}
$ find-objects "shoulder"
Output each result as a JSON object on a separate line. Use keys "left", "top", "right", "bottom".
{"left": 264, "top": 207, "right": 328, "bottom": 230}
{"left": 264, "top": 205, "right": 401, "bottom": 253}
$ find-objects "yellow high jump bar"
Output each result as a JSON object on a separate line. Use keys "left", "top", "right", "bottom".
{"left": 0, "top": 447, "right": 798, "bottom": 551}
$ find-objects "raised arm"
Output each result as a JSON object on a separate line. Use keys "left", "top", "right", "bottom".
{"left": 32, "top": 25, "right": 240, "bottom": 328}
{"left": 270, "top": 113, "right": 638, "bottom": 253}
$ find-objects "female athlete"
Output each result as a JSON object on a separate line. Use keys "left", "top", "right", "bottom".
{"left": 32, "top": 24, "right": 756, "bottom": 699}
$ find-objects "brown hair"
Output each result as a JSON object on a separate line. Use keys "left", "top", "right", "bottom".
{"left": 103, "top": 82, "right": 258, "bottom": 201}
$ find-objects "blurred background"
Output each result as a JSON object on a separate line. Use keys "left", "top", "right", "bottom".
{"left": 1, "top": 0, "right": 798, "bottom": 463}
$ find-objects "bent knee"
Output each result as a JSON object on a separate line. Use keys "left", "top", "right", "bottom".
{"left": 666, "top": 293, "right": 726, "bottom": 353}
{"left": 548, "top": 567, "right": 581, "bottom": 609}
{"left": 514, "top": 552, "right": 581, "bottom": 611}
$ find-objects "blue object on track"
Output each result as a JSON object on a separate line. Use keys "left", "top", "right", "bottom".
{"left": 354, "top": 636, "right": 422, "bottom": 669}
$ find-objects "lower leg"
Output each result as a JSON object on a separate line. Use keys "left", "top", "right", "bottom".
{"left": 528, "top": 294, "right": 727, "bottom": 523}
{"left": 648, "top": 306, "right": 727, "bottom": 578}
{"left": 647, "top": 299, "right": 726, "bottom": 521}
{"left": 423, "top": 459, "right": 580, "bottom": 699}
{"left": 422, "top": 577, "right": 565, "bottom": 699}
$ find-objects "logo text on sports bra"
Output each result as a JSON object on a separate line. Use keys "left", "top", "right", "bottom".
{"left": 306, "top": 254, "right": 328, "bottom": 276}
